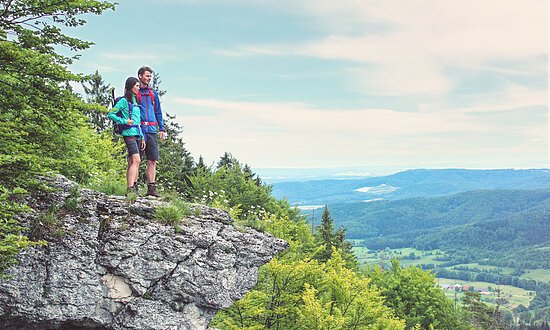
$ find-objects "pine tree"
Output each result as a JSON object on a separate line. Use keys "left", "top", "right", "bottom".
{"left": 196, "top": 156, "right": 209, "bottom": 171}
{"left": 317, "top": 206, "right": 335, "bottom": 262}
{"left": 81, "top": 70, "right": 113, "bottom": 132}
{"left": 314, "top": 206, "right": 357, "bottom": 268}
{"left": 462, "top": 291, "right": 496, "bottom": 329}
{"left": 217, "top": 151, "right": 237, "bottom": 169}
{"left": 82, "top": 70, "right": 112, "bottom": 107}
{"left": 151, "top": 71, "right": 166, "bottom": 97}
{"left": 156, "top": 113, "right": 195, "bottom": 194}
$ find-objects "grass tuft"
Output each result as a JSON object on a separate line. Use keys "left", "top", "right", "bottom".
{"left": 154, "top": 199, "right": 192, "bottom": 227}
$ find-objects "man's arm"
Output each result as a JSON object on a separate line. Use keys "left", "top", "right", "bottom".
{"left": 153, "top": 89, "right": 166, "bottom": 139}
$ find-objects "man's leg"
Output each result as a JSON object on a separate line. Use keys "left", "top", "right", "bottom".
{"left": 147, "top": 159, "right": 157, "bottom": 184}
{"left": 145, "top": 133, "right": 161, "bottom": 197}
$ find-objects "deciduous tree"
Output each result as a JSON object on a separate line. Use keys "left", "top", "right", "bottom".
{"left": 0, "top": 0, "right": 117, "bottom": 275}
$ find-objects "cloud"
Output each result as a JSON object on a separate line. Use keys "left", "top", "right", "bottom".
{"left": 213, "top": 0, "right": 547, "bottom": 96}
{"left": 172, "top": 97, "right": 491, "bottom": 135}
{"left": 167, "top": 96, "right": 547, "bottom": 167}
{"left": 452, "top": 85, "right": 548, "bottom": 114}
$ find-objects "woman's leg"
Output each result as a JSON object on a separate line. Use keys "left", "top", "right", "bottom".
{"left": 123, "top": 136, "right": 141, "bottom": 188}
{"left": 127, "top": 154, "right": 141, "bottom": 187}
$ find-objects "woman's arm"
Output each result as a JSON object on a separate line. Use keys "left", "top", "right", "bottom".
{"left": 107, "top": 98, "right": 131, "bottom": 124}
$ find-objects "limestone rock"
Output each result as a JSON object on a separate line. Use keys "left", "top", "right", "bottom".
{"left": 0, "top": 175, "right": 288, "bottom": 329}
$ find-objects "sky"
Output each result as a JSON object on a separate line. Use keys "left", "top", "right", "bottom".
{"left": 70, "top": 0, "right": 549, "bottom": 171}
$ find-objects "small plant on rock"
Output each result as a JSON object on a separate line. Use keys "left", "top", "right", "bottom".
{"left": 154, "top": 199, "right": 192, "bottom": 227}
{"left": 30, "top": 205, "right": 64, "bottom": 239}
{"left": 63, "top": 185, "right": 82, "bottom": 212}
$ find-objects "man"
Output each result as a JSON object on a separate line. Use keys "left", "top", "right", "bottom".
{"left": 136, "top": 66, "right": 166, "bottom": 197}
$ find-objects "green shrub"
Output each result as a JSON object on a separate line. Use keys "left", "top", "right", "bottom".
{"left": 30, "top": 205, "right": 64, "bottom": 239}
{"left": 125, "top": 192, "right": 138, "bottom": 202}
{"left": 63, "top": 185, "right": 82, "bottom": 211}
{"left": 86, "top": 171, "right": 126, "bottom": 196}
{"left": 0, "top": 187, "right": 45, "bottom": 276}
{"left": 154, "top": 199, "right": 192, "bottom": 226}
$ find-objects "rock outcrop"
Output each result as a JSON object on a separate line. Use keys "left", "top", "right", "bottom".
{"left": 0, "top": 176, "right": 288, "bottom": 329}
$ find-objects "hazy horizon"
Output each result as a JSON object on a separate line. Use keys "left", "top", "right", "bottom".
{"left": 254, "top": 165, "right": 550, "bottom": 183}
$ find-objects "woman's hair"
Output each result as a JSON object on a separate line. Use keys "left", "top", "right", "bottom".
{"left": 124, "top": 77, "right": 139, "bottom": 101}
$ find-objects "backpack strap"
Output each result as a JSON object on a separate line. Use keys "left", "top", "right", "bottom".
{"left": 111, "top": 88, "right": 116, "bottom": 107}
{"left": 122, "top": 98, "right": 138, "bottom": 129}
{"left": 148, "top": 88, "right": 157, "bottom": 112}
{"left": 136, "top": 87, "right": 158, "bottom": 112}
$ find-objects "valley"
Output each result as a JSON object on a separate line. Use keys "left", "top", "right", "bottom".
{"left": 272, "top": 168, "right": 550, "bottom": 324}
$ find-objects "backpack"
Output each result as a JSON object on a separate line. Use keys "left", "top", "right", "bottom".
{"left": 111, "top": 90, "right": 135, "bottom": 135}
{"left": 136, "top": 87, "right": 158, "bottom": 112}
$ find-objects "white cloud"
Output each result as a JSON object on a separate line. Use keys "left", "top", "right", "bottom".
{"left": 349, "top": 62, "right": 452, "bottom": 96}
{"left": 455, "top": 85, "right": 548, "bottom": 114}
{"left": 173, "top": 97, "right": 490, "bottom": 135}
{"left": 214, "top": 0, "right": 547, "bottom": 96}
{"left": 167, "top": 96, "right": 547, "bottom": 168}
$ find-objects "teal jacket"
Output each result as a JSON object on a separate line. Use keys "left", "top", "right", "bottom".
{"left": 108, "top": 96, "right": 144, "bottom": 138}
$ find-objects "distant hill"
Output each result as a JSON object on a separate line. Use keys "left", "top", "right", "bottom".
{"left": 327, "top": 189, "right": 550, "bottom": 268}
{"left": 272, "top": 168, "right": 550, "bottom": 205}
{"left": 272, "top": 168, "right": 550, "bottom": 267}
{"left": 329, "top": 189, "right": 550, "bottom": 237}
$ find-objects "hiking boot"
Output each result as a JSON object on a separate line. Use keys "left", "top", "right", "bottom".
{"left": 133, "top": 182, "right": 140, "bottom": 195}
{"left": 147, "top": 183, "right": 161, "bottom": 197}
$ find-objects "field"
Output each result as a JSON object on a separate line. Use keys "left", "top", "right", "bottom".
{"left": 352, "top": 246, "right": 546, "bottom": 309}
{"left": 352, "top": 246, "right": 448, "bottom": 268}
{"left": 521, "top": 268, "right": 550, "bottom": 283}
{"left": 437, "top": 278, "right": 535, "bottom": 308}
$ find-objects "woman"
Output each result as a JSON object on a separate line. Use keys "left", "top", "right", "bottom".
{"left": 108, "top": 77, "right": 145, "bottom": 194}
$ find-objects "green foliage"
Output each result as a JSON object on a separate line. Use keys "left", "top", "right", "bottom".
{"left": 81, "top": 70, "right": 113, "bottom": 133}
{"left": 151, "top": 71, "right": 167, "bottom": 97}
{"left": 86, "top": 168, "right": 127, "bottom": 196}
{"left": 0, "top": 1, "right": 115, "bottom": 57}
{"left": 29, "top": 205, "right": 65, "bottom": 240}
{"left": 0, "top": 187, "right": 45, "bottom": 276}
{"left": 213, "top": 251, "right": 405, "bottom": 329}
{"left": 188, "top": 155, "right": 299, "bottom": 225}
{"left": 338, "top": 189, "right": 550, "bottom": 326}
{"left": 0, "top": 2, "right": 122, "bottom": 186}
{"left": 125, "top": 192, "right": 138, "bottom": 203}
{"left": 196, "top": 154, "right": 470, "bottom": 329}
{"left": 0, "top": 0, "right": 117, "bottom": 276}
{"left": 154, "top": 199, "right": 193, "bottom": 226}
{"left": 155, "top": 113, "right": 196, "bottom": 195}
{"left": 63, "top": 185, "right": 82, "bottom": 212}
{"left": 317, "top": 206, "right": 335, "bottom": 261}
{"left": 367, "top": 259, "right": 468, "bottom": 329}
{"left": 314, "top": 206, "right": 357, "bottom": 269}
{"left": 461, "top": 291, "right": 500, "bottom": 329}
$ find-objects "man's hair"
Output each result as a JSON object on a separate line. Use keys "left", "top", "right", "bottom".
{"left": 138, "top": 66, "right": 153, "bottom": 76}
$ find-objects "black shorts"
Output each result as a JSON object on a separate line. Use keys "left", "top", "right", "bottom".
{"left": 124, "top": 136, "right": 142, "bottom": 156}
{"left": 141, "top": 133, "right": 159, "bottom": 161}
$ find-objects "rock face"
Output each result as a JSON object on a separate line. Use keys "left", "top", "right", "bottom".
{"left": 0, "top": 176, "right": 288, "bottom": 329}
